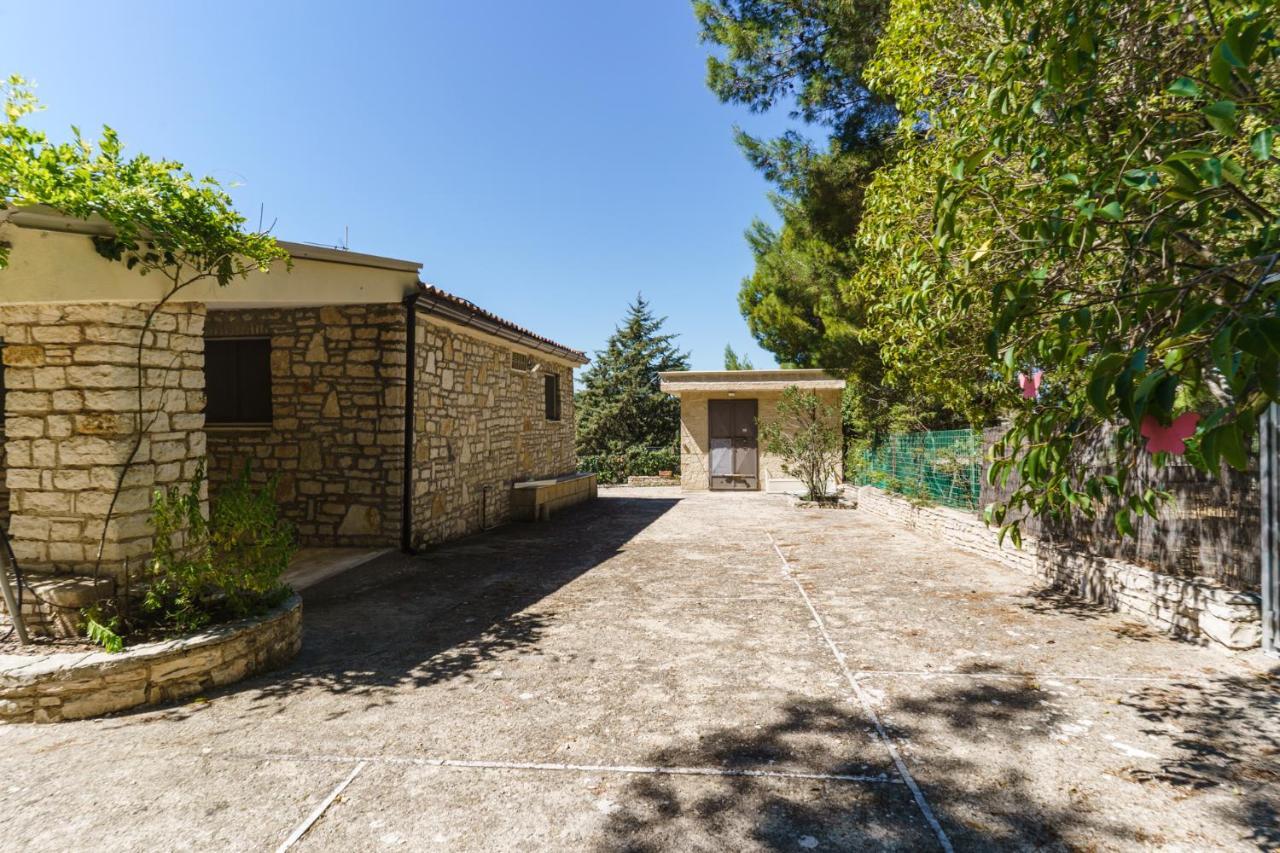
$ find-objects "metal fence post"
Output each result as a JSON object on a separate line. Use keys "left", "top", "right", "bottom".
{"left": 1263, "top": 402, "right": 1279, "bottom": 657}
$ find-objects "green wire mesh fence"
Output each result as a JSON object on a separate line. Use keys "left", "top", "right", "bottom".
{"left": 854, "top": 429, "right": 984, "bottom": 510}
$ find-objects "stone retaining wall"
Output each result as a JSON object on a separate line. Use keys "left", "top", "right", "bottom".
{"left": 625, "top": 475, "right": 679, "bottom": 487}
{"left": 0, "top": 593, "right": 302, "bottom": 723}
{"left": 851, "top": 485, "right": 1262, "bottom": 650}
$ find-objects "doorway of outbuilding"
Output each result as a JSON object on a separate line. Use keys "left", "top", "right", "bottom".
{"left": 708, "top": 398, "right": 758, "bottom": 491}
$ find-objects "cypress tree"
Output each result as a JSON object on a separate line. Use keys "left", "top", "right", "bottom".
{"left": 575, "top": 295, "right": 689, "bottom": 456}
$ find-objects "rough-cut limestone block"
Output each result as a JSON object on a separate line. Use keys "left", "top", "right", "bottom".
{"left": 1198, "top": 610, "right": 1263, "bottom": 650}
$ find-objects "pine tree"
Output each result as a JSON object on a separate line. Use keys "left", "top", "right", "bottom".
{"left": 576, "top": 295, "right": 689, "bottom": 456}
{"left": 723, "top": 343, "right": 754, "bottom": 371}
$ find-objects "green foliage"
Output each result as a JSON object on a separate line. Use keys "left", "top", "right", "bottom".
{"left": 145, "top": 464, "right": 295, "bottom": 635}
{"left": 1, "top": 75, "right": 287, "bottom": 279}
{"left": 723, "top": 343, "right": 755, "bottom": 370}
{"left": 83, "top": 609, "right": 124, "bottom": 653}
{"left": 578, "top": 446, "right": 681, "bottom": 485}
{"left": 576, "top": 295, "right": 690, "bottom": 457}
{"left": 759, "top": 385, "right": 843, "bottom": 500}
{"left": 694, "top": 0, "right": 896, "bottom": 146}
{"left": 862, "top": 0, "right": 1280, "bottom": 539}
{"left": 697, "top": 8, "right": 991, "bottom": 438}
{"left": 699, "top": 0, "right": 1280, "bottom": 539}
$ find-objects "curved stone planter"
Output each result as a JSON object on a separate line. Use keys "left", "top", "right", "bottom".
{"left": 0, "top": 593, "right": 302, "bottom": 723}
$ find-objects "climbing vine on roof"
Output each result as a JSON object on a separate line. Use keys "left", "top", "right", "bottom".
{"left": 0, "top": 74, "right": 289, "bottom": 579}
{"left": 0, "top": 74, "right": 286, "bottom": 278}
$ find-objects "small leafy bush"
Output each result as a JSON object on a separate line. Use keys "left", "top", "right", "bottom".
{"left": 84, "top": 463, "right": 296, "bottom": 650}
{"left": 145, "top": 463, "right": 295, "bottom": 633}
{"left": 760, "top": 386, "right": 842, "bottom": 501}
{"left": 578, "top": 446, "right": 680, "bottom": 484}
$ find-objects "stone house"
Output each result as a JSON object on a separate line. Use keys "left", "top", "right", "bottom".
{"left": 0, "top": 207, "right": 588, "bottom": 608}
{"left": 659, "top": 369, "right": 845, "bottom": 493}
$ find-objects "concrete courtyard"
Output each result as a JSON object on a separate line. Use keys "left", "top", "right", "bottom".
{"left": 1, "top": 487, "right": 1276, "bottom": 851}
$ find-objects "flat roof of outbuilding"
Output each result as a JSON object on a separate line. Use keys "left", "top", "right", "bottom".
{"left": 659, "top": 368, "right": 845, "bottom": 394}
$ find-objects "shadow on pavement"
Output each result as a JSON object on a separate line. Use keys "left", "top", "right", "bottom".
{"left": 1120, "top": 668, "right": 1280, "bottom": 848}
{"left": 235, "top": 494, "right": 679, "bottom": 708}
{"left": 599, "top": 661, "right": 1280, "bottom": 851}
{"left": 597, "top": 698, "right": 933, "bottom": 852}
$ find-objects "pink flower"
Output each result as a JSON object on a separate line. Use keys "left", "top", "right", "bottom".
{"left": 1018, "top": 370, "right": 1043, "bottom": 399}
{"left": 1139, "top": 412, "right": 1200, "bottom": 455}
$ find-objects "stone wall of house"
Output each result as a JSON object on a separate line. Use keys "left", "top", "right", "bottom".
{"left": 851, "top": 485, "right": 1262, "bottom": 650}
{"left": 0, "top": 397, "right": 8, "bottom": 532}
{"left": 410, "top": 314, "right": 576, "bottom": 547}
{"left": 205, "top": 305, "right": 406, "bottom": 547}
{"left": 0, "top": 301, "right": 206, "bottom": 581}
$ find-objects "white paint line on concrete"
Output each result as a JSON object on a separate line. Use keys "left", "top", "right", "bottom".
{"left": 237, "top": 752, "right": 901, "bottom": 786}
{"left": 275, "top": 760, "right": 366, "bottom": 853}
{"left": 854, "top": 669, "right": 1212, "bottom": 684}
{"left": 768, "top": 532, "right": 955, "bottom": 853}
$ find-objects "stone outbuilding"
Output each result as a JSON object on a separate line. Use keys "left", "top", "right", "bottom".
{"left": 0, "top": 207, "right": 589, "bottom": 627}
{"left": 659, "top": 369, "right": 844, "bottom": 493}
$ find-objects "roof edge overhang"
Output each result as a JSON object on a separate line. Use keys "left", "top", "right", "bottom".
{"left": 1, "top": 205, "right": 422, "bottom": 274}
{"left": 416, "top": 284, "right": 589, "bottom": 367}
{"left": 658, "top": 368, "right": 844, "bottom": 394}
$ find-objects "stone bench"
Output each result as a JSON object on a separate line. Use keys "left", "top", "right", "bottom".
{"left": 511, "top": 473, "right": 598, "bottom": 521}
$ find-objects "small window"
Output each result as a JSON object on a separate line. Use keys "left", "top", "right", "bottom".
{"left": 205, "top": 338, "right": 272, "bottom": 425}
{"left": 511, "top": 351, "right": 533, "bottom": 372}
{"left": 544, "top": 373, "right": 561, "bottom": 421}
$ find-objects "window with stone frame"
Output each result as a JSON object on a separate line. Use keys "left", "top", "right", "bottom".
{"left": 205, "top": 338, "right": 272, "bottom": 425}
{"left": 544, "top": 372, "right": 561, "bottom": 421}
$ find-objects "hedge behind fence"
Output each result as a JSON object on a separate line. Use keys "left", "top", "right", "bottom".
{"left": 578, "top": 446, "right": 680, "bottom": 485}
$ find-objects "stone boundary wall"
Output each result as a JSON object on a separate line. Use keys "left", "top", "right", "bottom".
{"left": 0, "top": 593, "right": 302, "bottom": 723}
{"left": 850, "top": 485, "right": 1262, "bottom": 650}
{"left": 626, "top": 475, "right": 679, "bottom": 487}
{"left": 205, "top": 306, "right": 406, "bottom": 547}
{"left": 410, "top": 314, "right": 576, "bottom": 547}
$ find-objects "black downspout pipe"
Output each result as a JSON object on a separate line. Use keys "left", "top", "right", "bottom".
{"left": 401, "top": 291, "right": 420, "bottom": 554}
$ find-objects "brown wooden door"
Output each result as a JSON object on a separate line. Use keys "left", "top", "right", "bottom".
{"left": 708, "top": 399, "right": 758, "bottom": 490}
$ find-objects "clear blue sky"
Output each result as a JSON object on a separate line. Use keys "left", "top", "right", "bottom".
{"left": 3, "top": 1, "right": 795, "bottom": 370}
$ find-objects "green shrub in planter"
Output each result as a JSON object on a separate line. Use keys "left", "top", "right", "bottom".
{"left": 144, "top": 463, "right": 296, "bottom": 634}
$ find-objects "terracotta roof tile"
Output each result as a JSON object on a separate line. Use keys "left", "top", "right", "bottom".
{"left": 416, "top": 284, "right": 588, "bottom": 364}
